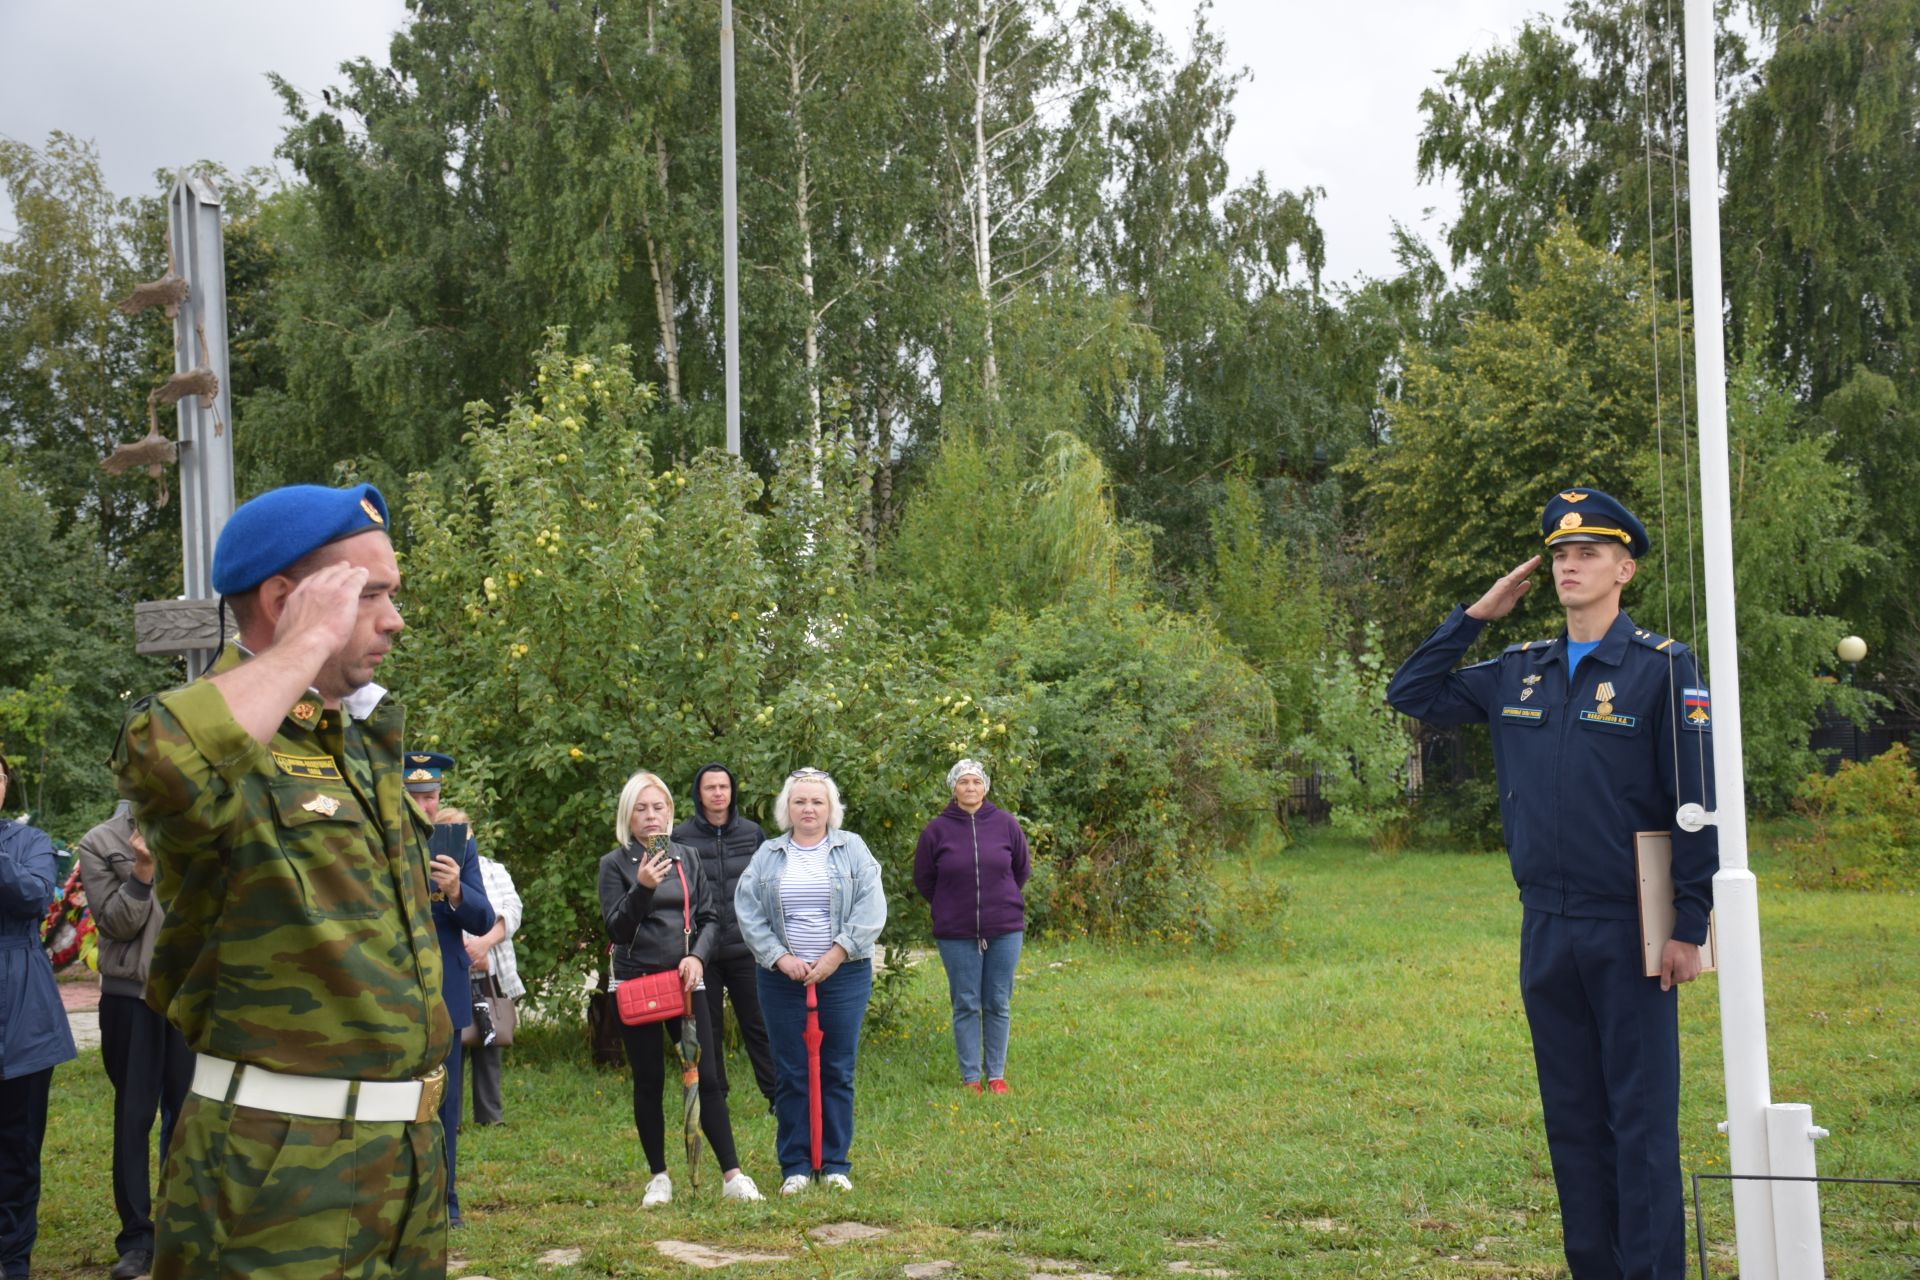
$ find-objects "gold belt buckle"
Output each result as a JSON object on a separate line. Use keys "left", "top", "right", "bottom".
{"left": 415, "top": 1065, "right": 447, "bottom": 1124}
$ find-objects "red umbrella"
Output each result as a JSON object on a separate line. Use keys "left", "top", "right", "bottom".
{"left": 804, "top": 983, "right": 824, "bottom": 1177}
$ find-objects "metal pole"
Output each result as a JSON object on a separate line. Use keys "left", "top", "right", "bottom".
{"left": 169, "top": 171, "right": 236, "bottom": 677}
{"left": 720, "top": 0, "right": 741, "bottom": 455}
{"left": 1681, "top": 4, "right": 1823, "bottom": 1275}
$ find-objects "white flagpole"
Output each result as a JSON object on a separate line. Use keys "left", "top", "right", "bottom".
{"left": 720, "top": 0, "right": 742, "bottom": 456}
{"left": 1682, "top": 2, "right": 1824, "bottom": 1275}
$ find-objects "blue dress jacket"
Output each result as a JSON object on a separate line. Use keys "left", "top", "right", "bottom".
{"left": 1387, "top": 607, "right": 1717, "bottom": 943}
{"left": 430, "top": 828, "right": 495, "bottom": 1031}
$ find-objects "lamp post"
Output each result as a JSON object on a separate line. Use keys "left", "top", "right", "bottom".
{"left": 1836, "top": 635, "right": 1868, "bottom": 765}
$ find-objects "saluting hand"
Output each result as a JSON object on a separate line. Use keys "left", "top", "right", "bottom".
{"left": 273, "top": 561, "right": 369, "bottom": 657}
{"left": 1466, "top": 555, "right": 1542, "bottom": 622}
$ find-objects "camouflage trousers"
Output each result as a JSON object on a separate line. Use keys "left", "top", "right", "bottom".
{"left": 154, "top": 1093, "right": 446, "bottom": 1279}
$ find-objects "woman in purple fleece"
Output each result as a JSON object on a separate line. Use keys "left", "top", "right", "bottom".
{"left": 911, "top": 758, "right": 1031, "bottom": 1095}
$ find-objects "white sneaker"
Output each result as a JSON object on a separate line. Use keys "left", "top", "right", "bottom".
{"left": 642, "top": 1172, "right": 672, "bottom": 1207}
{"left": 779, "top": 1174, "right": 811, "bottom": 1196}
{"left": 723, "top": 1173, "right": 764, "bottom": 1202}
{"left": 824, "top": 1173, "right": 853, "bottom": 1192}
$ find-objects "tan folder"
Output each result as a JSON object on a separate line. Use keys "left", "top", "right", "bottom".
{"left": 1636, "top": 830, "right": 1717, "bottom": 977}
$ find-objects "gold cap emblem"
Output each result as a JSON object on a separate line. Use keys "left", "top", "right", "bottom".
{"left": 360, "top": 497, "right": 384, "bottom": 524}
{"left": 406, "top": 768, "right": 435, "bottom": 783}
{"left": 1559, "top": 512, "right": 1584, "bottom": 530}
{"left": 1559, "top": 491, "right": 1590, "bottom": 503}
{"left": 292, "top": 701, "right": 317, "bottom": 720}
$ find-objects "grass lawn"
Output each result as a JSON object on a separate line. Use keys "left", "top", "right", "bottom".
{"left": 30, "top": 832, "right": 1919, "bottom": 1278}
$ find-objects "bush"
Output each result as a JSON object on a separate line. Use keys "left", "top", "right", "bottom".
{"left": 978, "top": 588, "right": 1276, "bottom": 942}
{"left": 1774, "top": 745, "right": 1920, "bottom": 891}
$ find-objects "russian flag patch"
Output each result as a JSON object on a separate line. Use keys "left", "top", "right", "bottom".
{"left": 1682, "top": 687, "right": 1711, "bottom": 730}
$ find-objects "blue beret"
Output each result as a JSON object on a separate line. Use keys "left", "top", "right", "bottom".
{"left": 1540, "top": 487, "right": 1649, "bottom": 559}
{"left": 212, "top": 483, "right": 389, "bottom": 595}
{"left": 403, "top": 751, "right": 455, "bottom": 792}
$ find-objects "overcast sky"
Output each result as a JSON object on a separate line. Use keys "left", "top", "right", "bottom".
{"left": 0, "top": 0, "right": 1554, "bottom": 285}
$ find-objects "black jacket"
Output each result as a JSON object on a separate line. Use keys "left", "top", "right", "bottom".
{"left": 597, "top": 840, "right": 720, "bottom": 979}
{"left": 671, "top": 765, "right": 766, "bottom": 963}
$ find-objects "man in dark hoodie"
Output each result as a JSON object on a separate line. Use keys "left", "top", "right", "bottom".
{"left": 671, "top": 765, "right": 777, "bottom": 1108}
{"left": 912, "top": 758, "right": 1032, "bottom": 1094}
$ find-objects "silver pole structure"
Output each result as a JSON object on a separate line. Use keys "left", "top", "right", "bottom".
{"left": 169, "top": 171, "right": 236, "bottom": 677}
{"left": 720, "top": 0, "right": 741, "bottom": 455}
{"left": 1682, "top": 5, "right": 1823, "bottom": 1276}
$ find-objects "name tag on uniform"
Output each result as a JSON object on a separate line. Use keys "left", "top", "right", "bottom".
{"left": 1500, "top": 705, "right": 1546, "bottom": 722}
{"left": 274, "top": 752, "right": 343, "bottom": 782}
{"left": 1579, "top": 710, "right": 1640, "bottom": 729}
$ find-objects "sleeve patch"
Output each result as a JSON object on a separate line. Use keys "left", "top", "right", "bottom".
{"left": 1682, "top": 687, "right": 1711, "bottom": 730}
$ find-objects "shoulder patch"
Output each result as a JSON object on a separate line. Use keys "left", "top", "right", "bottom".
{"left": 1502, "top": 639, "right": 1557, "bottom": 654}
{"left": 1631, "top": 630, "right": 1690, "bottom": 655}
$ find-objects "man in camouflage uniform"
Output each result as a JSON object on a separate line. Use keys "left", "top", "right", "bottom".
{"left": 112, "top": 483, "right": 452, "bottom": 1280}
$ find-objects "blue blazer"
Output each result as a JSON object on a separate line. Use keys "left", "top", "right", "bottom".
{"left": 430, "top": 829, "right": 495, "bottom": 1031}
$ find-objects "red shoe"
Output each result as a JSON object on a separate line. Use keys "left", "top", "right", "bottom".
{"left": 962, "top": 1080, "right": 982, "bottom": 1094}
{"left": 986, "top": 1078, "right": 1009, "bottom": 1095}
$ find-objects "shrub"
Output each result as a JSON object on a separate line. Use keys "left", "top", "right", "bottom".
{"left": 1775, "top": 744, "right": 1920, "bottom": 891}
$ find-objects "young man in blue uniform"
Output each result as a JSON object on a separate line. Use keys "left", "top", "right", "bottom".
{"left": 1387, "top": 487, "right": 1716, "bottom": 1280}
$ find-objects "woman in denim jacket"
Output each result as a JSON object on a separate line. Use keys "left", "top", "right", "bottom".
{"left": 734, "top": 768, "right": 886, "bottom": 1195}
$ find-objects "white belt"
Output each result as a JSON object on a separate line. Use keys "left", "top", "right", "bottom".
{"left": 191, "top": 1053, "right": 444, "bottom": 1124}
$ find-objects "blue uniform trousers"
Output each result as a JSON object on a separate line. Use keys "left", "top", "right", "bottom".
{"left": 1520, "top": 910, "right": 1685, "bottom": 1280}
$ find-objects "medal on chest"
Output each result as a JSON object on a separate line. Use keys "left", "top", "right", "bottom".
{"left": 1595, "top": 680, "right": 1616, "bottom": 718}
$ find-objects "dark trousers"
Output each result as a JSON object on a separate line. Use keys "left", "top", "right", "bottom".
{"left": 702, "top": 949, "right": 777, "bottom": 1105}
{"left": 465, "top": 1041, "right": 503, "bottom": 1126}
{"left": 618, "top": 1003, "right": 740, "bottom": 1175}
{"left": 100, "top": 992, "right": 194, "bottom": 1254}
{"left": 439, "top": 1043, "right": 464, "bottom": 1219}
{"left": 0, "top": 1065, "right": 54, "bottom": 1274}
{"left": 1520, "top": 910, "right": 1686, "bottom": 1280}
{"left": 757, "top": 959, "right": 871, "bottom": 1178}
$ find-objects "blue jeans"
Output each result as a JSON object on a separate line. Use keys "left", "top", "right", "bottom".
{"left": 935, "top": 932, "right": 1022, "bottom": 1082}
{"left": 757, "top": 959, "right": 871, "bottom": 1177}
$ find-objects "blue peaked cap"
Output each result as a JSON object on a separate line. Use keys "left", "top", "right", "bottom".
{"left": 1540, "top": 487, "right": 1649, "bottom": 559}
{"left": 403, "top": 752, "right": 455, "bottom": 792}
{"left": 212, "top": 483, "right": 390, "bottom": 595}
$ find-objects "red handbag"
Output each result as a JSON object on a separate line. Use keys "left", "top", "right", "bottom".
{"left": 615, "top": 856, "right": 693, "bottom": 1027}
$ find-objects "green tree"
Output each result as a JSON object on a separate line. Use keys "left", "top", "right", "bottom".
{"left": 1357, "top": 222, "right": 1869, "bottom": 808}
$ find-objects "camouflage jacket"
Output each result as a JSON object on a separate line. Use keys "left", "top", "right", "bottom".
{"left": 111, "top": 647, "right": 451, "bottom": 1080}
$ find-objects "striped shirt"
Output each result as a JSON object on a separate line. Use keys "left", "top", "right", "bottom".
{"left": 780, "top": 839, "right": 835, "bottom": 963}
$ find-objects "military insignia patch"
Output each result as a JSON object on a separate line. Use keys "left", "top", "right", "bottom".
{"left": 1559, "top": 491, "right": 1590, "bottom": 503}
{"left": 1500, "top": 705, "right": 1546, "bottom": 721}
{"left": 291, "top": 701, "right": 317, "bottom": 721}
{"left": 301, "top": 794, "right": 342, "bottom": 817}
{"left": 1683, "top": 687, "right": 1712, "bottom": 730}
{"left": 360, "top": 497, "right": 385, "bottom": 524}
{"left": 1579, "top": 710, "right": 1640, "bottom": 729}
{"left": 408, "top": 754, "right": 433, "bottom": 765}
{"left": 274, "top": 752, "right": 344, "bottom": 782}
{"left": 1522, "top": 673, "right": 1542, "bottom": 685}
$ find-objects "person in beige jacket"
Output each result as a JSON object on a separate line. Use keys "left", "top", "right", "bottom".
{"left": 75, "top": 801, "right": 194, "bottom": 1280}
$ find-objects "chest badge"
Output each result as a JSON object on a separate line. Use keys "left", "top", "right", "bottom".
{"left": 1595, "top": 681, "right": 1616, "bottom": 717}
{"left": 1519, "top": 687, "right": 1534, "bottom": 701}
{"left": 1522, "top": 674, "right": 1542, "bottom": 685}
{"left": 302, "top": 794, "right": 342, "bottom": 818}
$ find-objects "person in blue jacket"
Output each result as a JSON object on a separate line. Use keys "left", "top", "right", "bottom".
{"left": 1386, "top": 487, "right": 1715, "bottom": 1280}
{"left": 405, "top": 752, "right": 494, "bottom": 1229}
{"left": 1, "top": 755, "right": 79, "bottom": 1279}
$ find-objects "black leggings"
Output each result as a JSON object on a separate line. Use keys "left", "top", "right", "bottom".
{"left": 619, "top": 1006, "right": 739, "bottom": 1174}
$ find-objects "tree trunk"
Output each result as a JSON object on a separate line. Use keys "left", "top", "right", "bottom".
{"left": 971, "top": 0, "right": 999, "bottom": 398}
